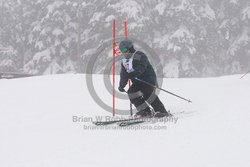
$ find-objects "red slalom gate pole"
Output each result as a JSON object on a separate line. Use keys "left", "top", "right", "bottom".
{"left": 112, "top": 20, "right": 116, "bottom": 116}
{"left": 124, "top": 20, "right": 133, "bottom": 116}
{"left": 124, "top": 20, "right": 128, "bottom": 38}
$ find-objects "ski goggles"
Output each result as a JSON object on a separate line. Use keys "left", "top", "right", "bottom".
{"left": 120, "top": 48, "right": 128, "bottom": 53}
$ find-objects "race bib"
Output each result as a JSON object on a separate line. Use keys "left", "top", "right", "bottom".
{"left": 122, "top": 58, "right": 134, "bottom": 73}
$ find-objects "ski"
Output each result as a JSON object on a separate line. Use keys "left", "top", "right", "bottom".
{"left": 93, "top": 116, "right": 144, "bottom": 126}
{"left": 93, "top": 120, "right": 122, "bottom": 126}
{"left": 118, "top": 114, "right": 168, "bottom": 127}
{"left": 119, "top": 120, "right": 145, "bottom": 127}
{"left": 117, "top": 111, "right": 191, "bottom": 127}
{"left": 93, "top": 110, "right": 195, "bottom": 126}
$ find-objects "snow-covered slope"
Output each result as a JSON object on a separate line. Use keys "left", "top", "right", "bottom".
{"left": 0, "top": 74, "right": 250, "bottom": 167}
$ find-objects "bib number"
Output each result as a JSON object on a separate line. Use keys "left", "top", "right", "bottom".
{"left": 122, "top": 58, "right": 134, "bottom": 73}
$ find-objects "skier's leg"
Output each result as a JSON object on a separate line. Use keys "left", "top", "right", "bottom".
{"left": 127, "top": 84, "right": 151, "bottom": 116}
{"left": 150, "top": 96, "right": 167, "bottom": 113}
{"left": 141, "top": 84, "right": 168, "bottom": 114}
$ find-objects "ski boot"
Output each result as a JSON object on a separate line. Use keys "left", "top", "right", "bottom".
{"left": 154, "top": 110, "right": 171, "bottom": 118}
{"left": 135, "top": 108, "right": 154, "bottom": 118}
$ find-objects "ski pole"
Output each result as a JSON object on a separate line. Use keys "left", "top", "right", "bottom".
{"left": 123, "top": 90, "right": 133, "bottom": 115}
{"left": 135, "top": 77, "right": 192, "bottom": 103}
{"left": 125, "top": 90, "right": 133, "bottom": 116}
{"left": 240, "top": 70, "right": 250, "bottom": 79}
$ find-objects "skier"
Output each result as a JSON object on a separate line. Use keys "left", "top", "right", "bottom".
{"left": 118, "top": 40, "right": 170, "bottom": 118}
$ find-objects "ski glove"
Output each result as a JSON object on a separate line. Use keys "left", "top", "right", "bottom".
{"left": 118, "top": 86, "right": 126, "bottom": 92}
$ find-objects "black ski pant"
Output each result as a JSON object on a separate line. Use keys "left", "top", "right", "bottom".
{"left": 127, "top": 82, "right": 167, "bottom": 113}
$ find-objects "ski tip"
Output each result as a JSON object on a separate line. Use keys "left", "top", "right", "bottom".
{"left": 119, "top": 122, "right": 127, "bottom": 127}
{"left": 92, "top": 122, "right": 102, "bottom": 126}
{"left": 119, "top": 120, "right": 144, "bottom": 127}
{"left": 93, "top": 121, "right": 109, "bottom": 126}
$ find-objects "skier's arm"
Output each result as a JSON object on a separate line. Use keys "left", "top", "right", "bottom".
{"left": 119, "top": 63, "right": 129, "bottom": 88}
{"left": 129, "top": 53, "right": 148, "bottom": 78}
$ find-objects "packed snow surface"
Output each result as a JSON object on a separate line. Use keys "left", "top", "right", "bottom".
{"left": 0, "top": 74, "right": 249, "bottom": 167}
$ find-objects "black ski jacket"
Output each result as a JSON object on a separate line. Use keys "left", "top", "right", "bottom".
{"left": 119, "top": 50, "right": 157, "bottom": 88}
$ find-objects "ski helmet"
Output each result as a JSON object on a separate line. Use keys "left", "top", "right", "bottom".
{"left": 119, "top": 40, "right": 133, "bottom": 53}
